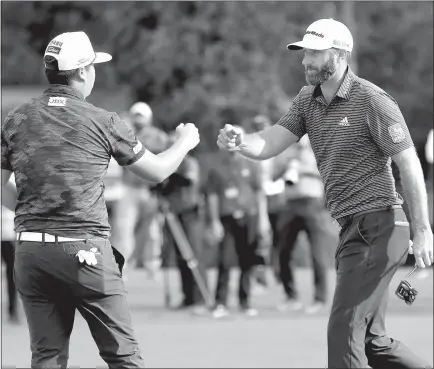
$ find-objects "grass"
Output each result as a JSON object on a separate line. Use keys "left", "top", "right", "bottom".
{"left": 2, "top": 267, "right": 432, "bottom": 368}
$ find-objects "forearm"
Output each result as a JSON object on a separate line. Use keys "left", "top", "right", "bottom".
{"left": 155, "top": 141, "right": 191, "bottom": 180}
{"left": 1, "top": 181, "right": 17, "bottom": 211}
{"left": 127, "top": 141, "right": 190, "bottom": 183}
{"left": 237, "top": 133, "right": 268, "bottom": 160}
{"left": 238, "top": 126, "right": 299, "bottom": 161}
{"left": 396, "top": 155, "right": 431, "bottom": 232}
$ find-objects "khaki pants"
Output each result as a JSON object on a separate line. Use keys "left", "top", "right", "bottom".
{"left": 110, "top": 186, "right": 162, "bottom": 268}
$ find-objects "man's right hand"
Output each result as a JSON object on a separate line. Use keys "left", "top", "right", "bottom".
{"left": 217, "top": 124, "right": 245, "bottom": 151}
{"left": 176, "top": 123, "right": 200, "bottom": 151}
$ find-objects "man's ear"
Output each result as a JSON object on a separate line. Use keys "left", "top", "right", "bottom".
{"left": 77, "top": 67, "right": 87, "bottom": 81}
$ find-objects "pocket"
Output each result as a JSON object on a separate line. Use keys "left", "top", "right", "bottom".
{"left": 336, "top": 244, "right": 371, "bottom": 275}
{"left": 335, "top": 219, "right": 372, "bottom": 274}
{"left": 14, "top": 241, "right": 37, "bottom": 256}
{"left": 110, "top": 245, "right": 125, "bottom": 275}
{"left": 356, "top": 214, "right": 379, "bottom": 246}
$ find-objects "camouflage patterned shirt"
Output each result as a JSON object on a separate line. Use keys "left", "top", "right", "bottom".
{"left": 1, "top": 85, "right": 146, "bottom": 238}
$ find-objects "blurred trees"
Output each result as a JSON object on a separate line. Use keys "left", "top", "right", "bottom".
{"left": 1, "top": 1, "right": 432, "bottom": 150}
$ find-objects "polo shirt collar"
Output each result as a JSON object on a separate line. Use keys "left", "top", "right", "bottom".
{"left": 335, "top": 67, "right": 355, "bottom": 100}
{"left": 312, "top": 66, "right": 355, "bottom": 101}
{"left": 44, "top": 84, "right": 85, "bottom": 100}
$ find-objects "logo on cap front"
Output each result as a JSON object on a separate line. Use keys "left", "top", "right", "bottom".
{"left": 306, "top": 30, "right": 324, "bottom": 38}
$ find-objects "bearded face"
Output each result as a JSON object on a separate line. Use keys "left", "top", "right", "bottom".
{"left": 304, "top": 50, "right": 338, "bottom": 85}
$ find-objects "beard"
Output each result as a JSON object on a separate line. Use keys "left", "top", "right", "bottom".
{"left": 305, "top": 55, "right": 337, "bottom": 85}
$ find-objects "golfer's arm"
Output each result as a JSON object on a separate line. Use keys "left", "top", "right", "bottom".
{"left": 238, "top": 125, "right": 299, "bottom": 161}
{"left": 1, "top": 169, "right": 17, "bottom": 211}
{"left": 207, "top": 193, "right": 220, "bottom": 223}
{"left": 392, "top": 147, "right": 431, "bottom": 232}
{"left": 127, "top": 140, "right": 190, "bottom": 183}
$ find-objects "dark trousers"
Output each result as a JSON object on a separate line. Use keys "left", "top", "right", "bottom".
{"left": 164, "top": 206, "right": 208, "bottom": 305}
{"left": 328, "top": 207, "right": 430, "bottom": 368}
{"left": 269, "top": 212, "right": 281, "bottom": 279}
{"left": 215, "top": 215, "right": 256, "bottom": 308}
{"left": 1, "top": 240, "right": 17, "bottom": 317}
{"left": 14, "top": 238, "right": 144, "bottom": 369}
{"left": 276, "top": 197, "right": 329, "bottom": 302}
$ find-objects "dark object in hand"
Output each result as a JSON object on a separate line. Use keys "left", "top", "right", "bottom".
{"left": 151, "top": 172, "right": 192, "bottom": 196}
{"left": 395, "top": 280, "right": 418, "bottom": 306}
{"left": 111, "top": 246, "right": 125, "bottom": 275}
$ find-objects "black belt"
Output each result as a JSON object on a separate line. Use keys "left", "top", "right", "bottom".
{"left": 336, "top": 205, "right": 402, "bottom": 228}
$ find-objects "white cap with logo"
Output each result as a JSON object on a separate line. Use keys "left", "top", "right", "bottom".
{"left": 44, "top": 31, "right": 112, "bottom": 71}
{"left": 287, "top": 19, "right": 353, "bottom": 52}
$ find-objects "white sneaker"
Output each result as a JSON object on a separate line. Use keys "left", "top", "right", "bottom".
{"left": 241, "top": 307, "right": 258, "bottom": 317}
{"left": 191, "top": 305, "right": 209, "bottom": 316}
{"left": 212, "top": 305, "right": 229, "bottom": 319}
{"left": 304, "top": 302, "right": 326, "bottom": 315}
{"left": 276, "top": 298, "right": 303, "bottom": 312}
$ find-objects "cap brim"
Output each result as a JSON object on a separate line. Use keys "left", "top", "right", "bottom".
{"left": 93, "top": 52, "right": 112, "bottom": 64}
{"left": 286, "top": 40, "right": 331, "bottom": 51}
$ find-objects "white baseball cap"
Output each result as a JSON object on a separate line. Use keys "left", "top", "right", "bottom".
{"left": 44, "top": 31, "right": 112, "bottom": 71}
{"left": 287, "top": 19, "right": 353, "bottom": 52}
{"left": 130, "top": 102, "right": 153, "bottom": 118}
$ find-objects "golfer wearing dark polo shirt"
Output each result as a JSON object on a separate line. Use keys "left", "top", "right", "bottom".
{"left": 217, "top": 18, "right": 433, "bottom": 369}
{"left": 1, "top": 31, "right": 200, "bottom": 368}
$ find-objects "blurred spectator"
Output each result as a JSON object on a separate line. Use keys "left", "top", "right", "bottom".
{"left": 105, "top": 158, "right": 124, "bottom": 222}
{"left": 110, "top": 102, "right": 169, "bottom": 275}
{"left": 251, "top": 115, "right": 286, "bottom": 284}
{"left": 273, "top": 136, "right": 329, "bottom": 314}
{"left": 157, "top": 133, "right": 208, "bottom": 311}
{"left": 1, "top": 175, "right": 19, "bottom": 323}
{"left": 206, "top": 133, "right": 268, "bottom": 318}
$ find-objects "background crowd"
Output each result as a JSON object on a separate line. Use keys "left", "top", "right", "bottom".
{"left": 2, "top": 1, "right": 433, "bottom": 323}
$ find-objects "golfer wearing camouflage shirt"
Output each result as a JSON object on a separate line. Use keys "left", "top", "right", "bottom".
{"left": 1, "top": 31, "right": 200, "bottom": 368}
{"left": 217, "top": 19, "right": 433, "bottom": 369}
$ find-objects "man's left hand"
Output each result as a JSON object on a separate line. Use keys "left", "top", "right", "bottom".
{"left": 409, "top": 229, "right": 433, "bottom": 268}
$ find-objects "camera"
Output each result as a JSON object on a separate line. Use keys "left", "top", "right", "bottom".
{"left": 151, "top": 172, "right": 191, "bottom": 197}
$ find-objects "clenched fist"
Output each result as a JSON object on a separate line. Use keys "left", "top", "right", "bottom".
{"left": 176, "top": 123, "right": 200, "bottom": 151}
{"left": 217, "top": 124, "right": 245, "bottom": 151}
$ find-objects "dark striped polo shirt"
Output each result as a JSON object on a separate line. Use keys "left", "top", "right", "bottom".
{"left": 277, "top": 67, "right": 413, "bottom": 219}
{"left": 1, "top": 85, "right": 146, "bottom": 238}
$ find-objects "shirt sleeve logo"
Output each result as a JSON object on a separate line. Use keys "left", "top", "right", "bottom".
{"left": 388, "top": 123, "right": 406, "bottom": 143}
{"left": 133, "top": 140, "right": 143, "bottom": 155}
{"left": 48, "top": 97, "right": 66, "bottom": 106}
